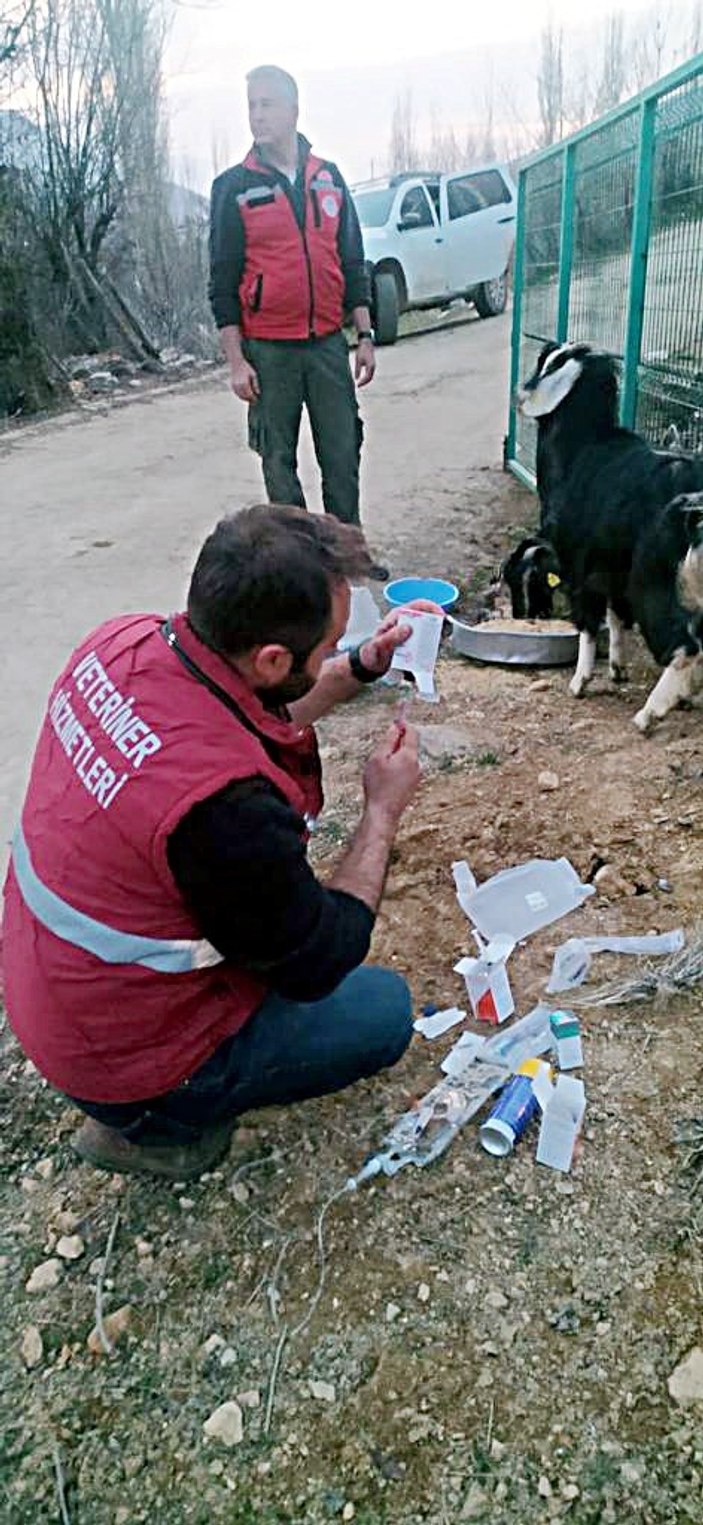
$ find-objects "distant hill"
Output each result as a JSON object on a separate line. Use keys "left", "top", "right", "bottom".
{"left": 0, "top": 109, "right": 42, "bottom": 171}
{"left": 0, "top": 110, "right": 208, "bottom": 223}
{"left": 166, "top": 180, "right": 208, "bottom": 223}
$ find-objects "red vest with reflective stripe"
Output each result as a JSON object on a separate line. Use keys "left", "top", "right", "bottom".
{"left": 1, "top": 613, "right": 323, "bottom": 1102}
{"left": 237, "top": 149, "right": 345, "bottom": 339}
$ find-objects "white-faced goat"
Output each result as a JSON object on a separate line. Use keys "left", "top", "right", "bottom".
{"left": 505, "top": 341, "right": 703, "bottom": 732}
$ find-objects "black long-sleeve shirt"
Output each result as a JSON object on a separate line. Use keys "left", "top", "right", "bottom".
{"left": 167, "top": 777, "right": 374, "bottom": 1003}
{"left": 208, "top": 133, "right": 370, "bottom": 330}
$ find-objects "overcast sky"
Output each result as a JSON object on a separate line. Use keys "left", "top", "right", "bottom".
{"left": 164, "top": 0, "right": 696, "bottom": 187}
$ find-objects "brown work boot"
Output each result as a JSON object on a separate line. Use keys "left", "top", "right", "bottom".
{"left": 72, "top": 1117, "right": 234, "bottom": 1180}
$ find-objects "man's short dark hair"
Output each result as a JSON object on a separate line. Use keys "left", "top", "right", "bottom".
{"left": 187, "top": 505, "right": 373, "bottom": 659}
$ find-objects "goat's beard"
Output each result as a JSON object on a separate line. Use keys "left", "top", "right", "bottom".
{"left": 679, "top": 543, "right": 703, "bottom": 615}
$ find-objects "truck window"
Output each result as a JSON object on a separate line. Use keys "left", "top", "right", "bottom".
{"left": 353, "top": 188, "right": 395, "bottom": 228}
{"left": 399, "top": 185, "right": 434, "bottom": 228}
{"left": 447, "top": 170, "right": 512, "bottom": 220}
{"left": 425, "top": 182, "right": 441, "bottom": 219}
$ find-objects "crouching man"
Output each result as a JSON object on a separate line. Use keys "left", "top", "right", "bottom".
{"left": 2, "top": 506, "right": 423, "bottom": 1180}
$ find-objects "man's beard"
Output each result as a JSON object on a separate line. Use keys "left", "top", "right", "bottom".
{"left": 259, "top": 661, "right": 316, "bottom": 709}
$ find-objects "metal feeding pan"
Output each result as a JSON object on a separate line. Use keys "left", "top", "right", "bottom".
{"left": 451, "top": 616, "right": 579, "bottom": 668}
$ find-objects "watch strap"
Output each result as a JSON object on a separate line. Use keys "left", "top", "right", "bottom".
{"left": 348, "top": 643, "right": 379, "bottom": 683}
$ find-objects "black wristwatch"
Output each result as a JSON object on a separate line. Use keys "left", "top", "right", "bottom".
{"left": 348, "top": 643, "right": 379, "bottom": 683}
{"left": 357, "top": 329, "right": 374, "bottom": 342}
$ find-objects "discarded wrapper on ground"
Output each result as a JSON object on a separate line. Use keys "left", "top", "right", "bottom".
{"left": 452, "top": 856, "right": 594, "bottom": 942}
{"left": 413, "top": 1006, "right": 466, "bottom": 1039}
{"left": 454, "top": 933, "right": 515, "bottom": 1024}
{"left": 546, "top": 929, "right": 685, "bottom": 993}
{"left": 533, "top": 1070, "right": 587, "bottom": 1173}
{"left": 347, "top": 1061, "right": 510, "bottom": 1184}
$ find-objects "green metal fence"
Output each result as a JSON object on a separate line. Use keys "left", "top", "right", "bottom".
{"left": 507, "top": 53, "right": 703, "bottom": 489}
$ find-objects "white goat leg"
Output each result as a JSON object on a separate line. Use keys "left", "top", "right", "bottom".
{"left": 569, "top": 631, "right": 597, "bottom": 697}
{"left": 606, "top": 608, "right": 628, "bottom": 683}
{"left": 634, "top": 650, "right": 703, "bottom": 732}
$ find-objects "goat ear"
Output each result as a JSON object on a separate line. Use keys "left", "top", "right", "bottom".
{"left": 536, "top": 340, "right": 559, "bottom": 371}
{"left": 520, "top": 356, "right": 584, "bottom": 417}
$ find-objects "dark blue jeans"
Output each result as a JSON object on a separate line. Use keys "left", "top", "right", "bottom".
{"left": 71, "top": 966, "right": 413, "bottom": 1144}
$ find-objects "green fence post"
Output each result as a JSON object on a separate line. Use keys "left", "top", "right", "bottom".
{"left": 506, "top": 166, "right": 528, "bottom": 466}
{"left": 556, "top": 144, "right": 575, "bottom": 342}
{"left": 621, "top": 97, "right": 656, "bottom": 428}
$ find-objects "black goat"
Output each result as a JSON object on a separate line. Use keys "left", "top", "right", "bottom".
{"left": 511, "top": 340, "right": 703, "bottom": 731}
{"left": 501, "top": 537, "right": 559, "bottom": 619}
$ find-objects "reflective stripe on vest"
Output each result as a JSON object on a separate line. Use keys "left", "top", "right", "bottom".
{"left": 11, "top": 825, "right": 224, "bottom": 975}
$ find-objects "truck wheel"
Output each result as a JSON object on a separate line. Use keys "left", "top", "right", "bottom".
{"left": 373, "top": 271, "right": 400, "bottom": 345}
{"left": 474, "top": 272, "right": 508, "bottom": 318}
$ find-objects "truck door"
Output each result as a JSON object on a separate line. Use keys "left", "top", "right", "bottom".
{"left": 441, "top": 168, "right": 516, "bottom": 294}
{"left": 395, "top": 183, "right": 448, "bottom": 303}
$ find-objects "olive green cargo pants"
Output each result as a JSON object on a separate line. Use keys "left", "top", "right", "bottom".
{"left": 245, "top": 331, "right": 362, "bottom": 526}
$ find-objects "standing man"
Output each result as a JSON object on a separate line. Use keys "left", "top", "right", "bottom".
{"left": 209, "top": 65, "right": 387, "bottom": 577}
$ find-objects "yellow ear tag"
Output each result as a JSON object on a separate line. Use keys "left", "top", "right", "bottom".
{"left": 547, "top": 572, "right": 561, "bottom": 588}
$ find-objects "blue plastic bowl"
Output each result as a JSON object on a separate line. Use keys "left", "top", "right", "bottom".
{"left": 384, "top": 576, "right": 460, "bottom": 612}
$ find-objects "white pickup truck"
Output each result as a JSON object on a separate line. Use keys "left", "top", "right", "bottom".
{"left": 352, "top": 165, "right": 517, "bottom": 344}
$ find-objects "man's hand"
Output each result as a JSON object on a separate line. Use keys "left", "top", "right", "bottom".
{"left": 328, "top": 716, "right": 420, "bottom": 911}
{"left": 363, "top": 718, "right": 420, "bottom": 823}
{"left": 357, "top": 599, "right": 446, "bottom": 678}
{"left": 355, "top": 338, "right": 376, "bottom": 388}
{"left": 230, "top": 358, "right": 260, "bottom": 403}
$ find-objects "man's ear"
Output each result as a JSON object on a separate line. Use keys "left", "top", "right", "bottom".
{"left": 250, "top": 643, "right": 294, "bottom": 689}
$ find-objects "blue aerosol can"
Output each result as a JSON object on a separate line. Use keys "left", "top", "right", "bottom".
{"left": 479, "top": 1059, "right": 547, "bottom": 1157}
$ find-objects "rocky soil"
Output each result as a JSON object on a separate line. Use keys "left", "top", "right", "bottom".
{"left": 3, "top": 612, "right": 703, "bottom": 1524}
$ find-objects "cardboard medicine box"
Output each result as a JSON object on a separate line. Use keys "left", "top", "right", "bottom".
{"left": 535, "top": 1074, "right": 586, "bottom": 1173}
{"left": 454, "top": 935, "right": 515, "bottom": 1026}
{"left": 549, "top": 1009, "right": 583, "bottom": 1070}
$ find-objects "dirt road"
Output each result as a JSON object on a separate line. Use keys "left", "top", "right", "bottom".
{"left": 0, "top": 312, "right": 522, "bottom": 858}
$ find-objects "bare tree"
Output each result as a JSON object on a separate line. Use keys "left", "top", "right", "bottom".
{"left": 388, "top": 89, "right": 418, "bottom": 175}
{"left": 0, "top": 2, "right": 59, "bottom": 415}
{"left": 23, "top": 0, "right": 167, "bottom": 354}
{"left": 481, "top": 70, "right": 496, "bottom": 161}
{"left": 426, "top": 107, "right": 463, "bottom": 172}
{"left": 563, "top": 52, "right": 594, "bottom": 134}
{"left": 630, "top": 6, "right": 674, "bottom": 91}
{"left": 1, "top": 0, "right": 34, "bottom": 66}
{"left": 687, "top": 0, "right": 702, "bottom": 52}
{"left": 537, "top": 21, "right": 564, "bottom": 146}
{"left": 595, "top": 11, "right": 627, "bottom": 115}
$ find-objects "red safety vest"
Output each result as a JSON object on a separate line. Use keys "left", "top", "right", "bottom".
{"left": 237, "top": 148, "right": 346, "bottom": 340}
{"left": 2, "top": 612, "right": 323, "bottom": 1102}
